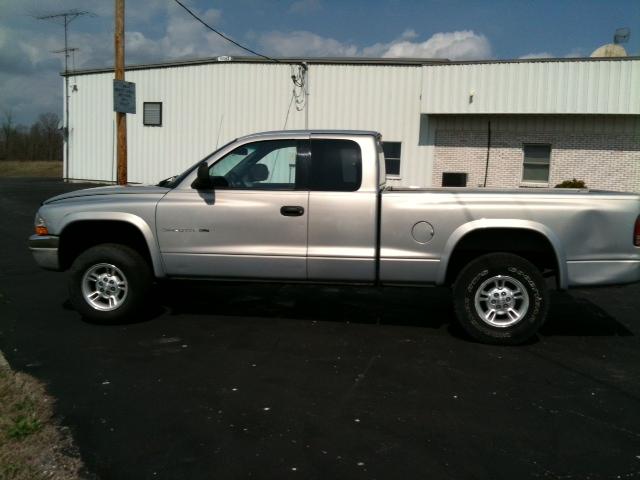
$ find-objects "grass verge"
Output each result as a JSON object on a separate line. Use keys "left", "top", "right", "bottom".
{"left": 0, "top": 161, "right": 62, "bottom": 178}
{"left": 0, "top": 359, "right": 84, "bottom": 480}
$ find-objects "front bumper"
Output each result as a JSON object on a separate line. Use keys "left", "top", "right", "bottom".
{"left": 28, "top": 235, "right": 61, "bottom": 271}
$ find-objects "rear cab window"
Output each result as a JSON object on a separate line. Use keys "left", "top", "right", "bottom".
{"left": 309, "top": 139, "right": 362, "bottom": 192}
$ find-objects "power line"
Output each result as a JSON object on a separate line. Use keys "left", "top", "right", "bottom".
{"left": 172, "top": 0, "right": 278, "bottom": 62}
{"left": 291, "top": 64, "right": 307, "bottom": 112}
{"left": 283, "top": 92, "right": 295, "bottom": 129}
{"left": 283, "top": 65, "right": 308, "bottom": 129}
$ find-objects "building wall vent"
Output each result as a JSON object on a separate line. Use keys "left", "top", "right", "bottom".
{"left": 442, "top": 172, "right": 467, "bottom": 187}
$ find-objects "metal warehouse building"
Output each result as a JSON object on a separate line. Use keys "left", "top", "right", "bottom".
{"left": 64, "top": 56, "right": 640, "bottom": 191}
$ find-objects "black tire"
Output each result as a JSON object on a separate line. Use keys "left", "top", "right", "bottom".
{"left": 68, "top": 243, "right": 153, "bottom": 323}
{"left": 452, "top": 253, "right": 549, "bottom": 345}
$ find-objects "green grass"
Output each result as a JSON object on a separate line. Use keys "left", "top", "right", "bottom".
{"left": 6, "top": 393, "right": 43, "bottom": 440}
{"left": 0, "top": 161, "right": 62, "bottom": 178}
{"left": 0, "top": 365, "right": 83, "bottom": 479}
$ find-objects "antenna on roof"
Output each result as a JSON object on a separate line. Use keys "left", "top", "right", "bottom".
{"left": 35, "top": 9, "right": 95, "bottom": 181}
{"left": 614, "top": 27, "right": 630, "bottom": 44}
{"left": 591, "top": 27, "right": 630, "bottom": 58}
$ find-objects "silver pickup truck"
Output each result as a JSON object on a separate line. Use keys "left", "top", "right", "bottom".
{"left": 29, "top": 130, "right": 640, "bottom": 344}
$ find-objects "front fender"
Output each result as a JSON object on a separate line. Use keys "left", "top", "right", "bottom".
{"left": 59, "top": 211, "right": 165, "bottom": 278}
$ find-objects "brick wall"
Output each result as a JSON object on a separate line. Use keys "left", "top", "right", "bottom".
{"left": 431, "top": 115, "right": 640, "bottom": 192}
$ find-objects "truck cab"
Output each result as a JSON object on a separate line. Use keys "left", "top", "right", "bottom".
{"left": 157, "top": 130, "right": 382, "bottom": 282}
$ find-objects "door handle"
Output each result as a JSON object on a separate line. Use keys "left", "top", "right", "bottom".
{"left": 280, "top": 205, "right": 304, "bottom": 217}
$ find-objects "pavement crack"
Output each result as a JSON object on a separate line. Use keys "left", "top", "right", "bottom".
{"left": 524, "top": 348, "right": 640, "bottom": 404}
{"left": 341, "top": 354, "right": 379, "bottom": 403}
{"left": 566, "top": 409, "right": 640, "bottom": 439}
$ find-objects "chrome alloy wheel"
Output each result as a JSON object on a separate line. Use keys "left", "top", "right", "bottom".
{"left": 474, "top": 275, "right": 530, "bottom": 328}
{"left": 81, "top": 263, "right": 128, "bottom": 311}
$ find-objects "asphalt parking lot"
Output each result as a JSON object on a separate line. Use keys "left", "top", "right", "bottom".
{"left": 1, "top": 177, "right": 640, "bottom": 480}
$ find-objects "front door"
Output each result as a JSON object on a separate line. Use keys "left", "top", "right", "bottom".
{"left": 156, "top": 139, "right": 309, "bottom": 279}
{"left": 306, "top": 136, "right": 377, "bottom": 282}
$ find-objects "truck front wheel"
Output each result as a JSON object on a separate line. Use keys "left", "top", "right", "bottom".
{"left": 452, "top": 253, "right": 549, "bottom": 345}
{"left": 68, "top": 243, "right": 152, "bottom": 323}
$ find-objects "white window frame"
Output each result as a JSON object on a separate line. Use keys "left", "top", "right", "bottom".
{"left": 382, "top": 141, "right": 402, "bottom": 178}
{"left": 521, "top": 144, "right": 551, "bottom": 186}
{"left": 143, "top": 102, "right": 162, "bottom": 127}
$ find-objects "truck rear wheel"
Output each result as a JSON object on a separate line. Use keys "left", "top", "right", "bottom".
{"left": 68, "top": 243, "right": 152, "bottom": 323}
{"left": 452, "top": 253, "right": 549, "bottom": 345}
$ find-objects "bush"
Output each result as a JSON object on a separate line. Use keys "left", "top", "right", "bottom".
{"left": 555, "top": 178, "right": 587, "bottom": 188}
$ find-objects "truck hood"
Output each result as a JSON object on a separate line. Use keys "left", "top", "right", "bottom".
{"left": 43, "top": 185, "right": 171, "bottom": 204}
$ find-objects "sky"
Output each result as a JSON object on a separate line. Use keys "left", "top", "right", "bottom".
{"left": 1, "top": 0, "right": 638, "bottom": 124}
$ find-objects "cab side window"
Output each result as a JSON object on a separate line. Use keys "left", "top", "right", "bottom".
{"left": 209, "top": 140, "right": 299, "bottom": 190}
{"left": 309, "top": 139, "right": 362, "bottom": 192}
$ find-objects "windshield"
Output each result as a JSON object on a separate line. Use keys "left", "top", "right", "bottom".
{"left": 156, "top": 138, "right": 237, "bottom": 188}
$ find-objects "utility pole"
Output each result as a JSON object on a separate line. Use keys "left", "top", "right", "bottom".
{"left": 36, "top": 10, "right": 92, "bottom": 181}
{"left": 115, "top": 0, "right": 127, "bottom": 185}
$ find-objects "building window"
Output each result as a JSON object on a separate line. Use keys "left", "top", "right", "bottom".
{"left": 382, "top": 141, "right": 401, "bottom": 177}
{"left": 522, "top": 144, "right": 551, "bottom": 183}
{"left": 143, "top": 102, "right": 162, "bottom": 126}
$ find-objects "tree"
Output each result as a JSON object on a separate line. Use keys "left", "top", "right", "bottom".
{"left": 1, "top": 109, "right": 14, "bottom": 160}
{"left": 0, "top": 110, "right": 62, "bottom": 162}
{"left": 36, "top": 113, "right": 62, "bottom": 161}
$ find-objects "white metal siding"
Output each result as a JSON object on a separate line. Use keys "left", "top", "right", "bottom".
{"left": 127, "top": 63, "right": 309, "bottom": 185}
{"left": 308, "top": 64, "right": 427, "bottom": 186}
{"left": 66, "top": 58, "right": 640, "bottom": 186}
{"left": 68, "top": 62, "right": 428, "bottom": 185}
{"left": 68, "top": 63, "right": 306, "bottom": 184}
{"left": 67, "top": 72, "right": 114, "bottom": 181}
{"left": 421, "top": 59, "right": 640, "bottom": 114}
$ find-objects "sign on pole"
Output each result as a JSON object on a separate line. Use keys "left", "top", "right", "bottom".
{"left": 113, "top": 79, "right": 136, "bottom": 114}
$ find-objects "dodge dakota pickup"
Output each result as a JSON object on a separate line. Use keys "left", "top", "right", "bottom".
{"left": 29, "top": 130, "right": 640, "bottom": 344}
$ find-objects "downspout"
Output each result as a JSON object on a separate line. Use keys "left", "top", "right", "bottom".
{"left": 303, "top": 62, "right": 309, "bottom": 129}
{"left": 482, "top": 120, "right": 491, "bottom": 187}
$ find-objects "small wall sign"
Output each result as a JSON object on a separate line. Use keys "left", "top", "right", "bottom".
{"left": 113, "top": 80, "right": 136, "bottom": 114}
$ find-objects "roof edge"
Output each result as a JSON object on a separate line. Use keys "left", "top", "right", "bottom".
{"left": 435, "top": 55, "right": 640, "bottom": 66}
{"left": 62, "top": 56, "right": 448, "bottom": 76}
{"left": 61, "top": 54, "right": 640, "bottom": 77}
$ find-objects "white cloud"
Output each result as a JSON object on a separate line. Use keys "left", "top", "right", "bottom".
{"left": 0, "top": 24, "right": 62, "bottom": 122}
{"left": 519, "top": 52, "right": 554, "bottom": 59}
{"left": 260, "top": 29, "right": 491, "bottom": 60}
{"left": 0, "top": 1, "right": 241, "bottom": 123}
{"left": 379, "top": 31, "right": 491, "bottom": 60}
{"left": 72, "top": 4, "right": 234, "bottom": 67}
{"left": 259, "top": 31, "right": 359, "bottom": 57}
{"left": 518, "top": 48, "right": 585, "bottom": 60}
{"left": 1, "top": 0, "right": 496, "bottom": 124}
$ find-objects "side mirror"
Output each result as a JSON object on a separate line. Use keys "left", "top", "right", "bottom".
{"left": 191, "top": 162, "right": 215, "bottom": 190}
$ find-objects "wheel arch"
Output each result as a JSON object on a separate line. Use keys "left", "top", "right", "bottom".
{"left": 58, "top": 212, "right": 165, "bottom": 277}
{"left": 438, "top": 219, "right": 567, "bottom": 289}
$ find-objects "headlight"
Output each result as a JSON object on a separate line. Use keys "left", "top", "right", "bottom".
{"left": 34, "top": 213, "right": 49, "bottom": 236}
